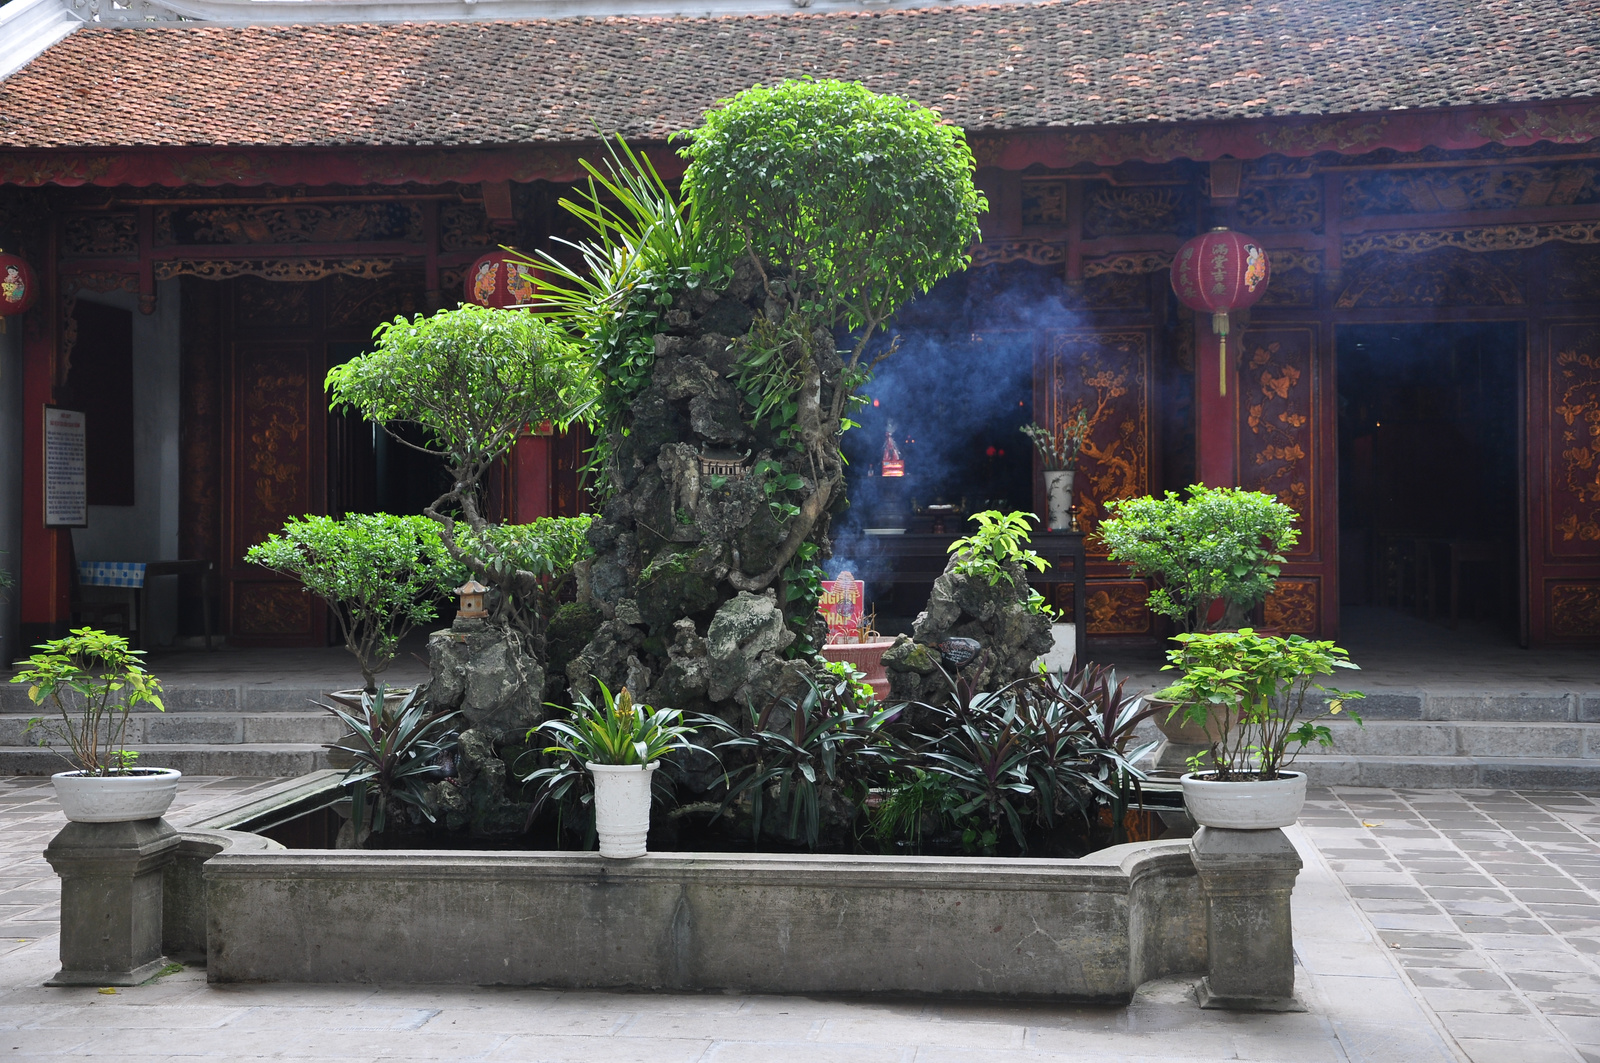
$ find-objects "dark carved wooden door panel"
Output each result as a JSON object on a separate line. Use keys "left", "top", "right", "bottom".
{"left": 1237, "top": 323, "right": 1338, "bottom": 636}
{"left": 1037, "top": 328, "right": 1155, "bottom": 637}
{"left": 224, "top": 326, "right": 327, "bottom": 646}
{"left": 1529, "top": 320, "right": 1600, "bottom": 642}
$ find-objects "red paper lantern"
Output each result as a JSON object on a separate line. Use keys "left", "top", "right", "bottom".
{"left": 465, "top": 251, "right": 540, "bottom": 309}
{"left": 0, "top": 249, "right": 39, "bottom": 333}
{"left": 1170, "top": 227, "right": 1270, "bottom": 396}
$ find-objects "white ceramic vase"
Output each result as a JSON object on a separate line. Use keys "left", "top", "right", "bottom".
{"left": 588, "top": 761, "right": 658, "bottom": 858}
{"left": 1044, "top": 470, "right": 1076, "bottom": 531}
{"left": 52, "top": 768, "right": 182, "bottom": 823}
{"left": 1180, "top": 770, "right": 1307, "bottom": 830}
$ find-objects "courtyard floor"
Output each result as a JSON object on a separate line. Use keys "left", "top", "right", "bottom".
{"left": 0, "top": 778, "right": 1597, "bottom": 1063}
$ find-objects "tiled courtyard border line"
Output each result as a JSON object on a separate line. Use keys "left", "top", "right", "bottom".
{"left": 0, "top": 777, "right": 1502, "bottom": 1062}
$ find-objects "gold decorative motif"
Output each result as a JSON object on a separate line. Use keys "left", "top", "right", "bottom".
{"left": 158, "top": 203, "right": 423, "bottom": 246}
{"left": 235, "top": 278, "right": 313, "bottom": 328}
{"left": 1343, "top": 164, "right": 1600, "bottom": 217}
{"left": 1235, "top": 182, "right": 1323, "bottom": 230}
{"left": 1336, "top": 249, "right": 1523, "bottom": 309}
{"left": 967, "top": 136, "right": 1008, "bottom": 168}
{"left": 62, "top": 214, "right": 138, "bottom": 258}
{"left": 1263, "top": 580, "right": 1319, "bottom": 635}
{"left": 1240, "top": 331, "right": 1315, "bottom": 549}
{"left": 242, "top": 370, "right": 309, "bottom": 528}
{"left": 153, "top": 258, "right": 403, "bottom": 282}
{"left": 1073, "top": 273, "right": 1150, "bottom": 311}
{"left": 1256, "top": 117, "right": 1388, "bottom": 154}
{"left": 1549, "top": 583, "right": 1600, "bottom": 638}
{"left": 1551, "top": 334, "right": 1600, "bottom": 551}
{"left": 61, "top": 270, "right": 139, "bottom": 295}
{"left": 324, "top": 272, "right": 425, "bottom": 331}
{"left": 969, "top": 239, "right": 1067, "bottom": 268}
{"left": 1082, "top": 251, "right": 1172, "bottom": 278}
{"left": 0, "top": 155, "right": 114, "bottom": 186}
{"left": 1471, "top": 107, "right": 1600, "bottom": 146}
{"left": 1083, "top": 185, "right": 1189, "bottom": 239}
{"left": 439, "top": 204, "right": 495, "bottom": 252}
{"left": 1548, "top": 245, "right": 1600, "bottom": 305}
{"left": 1342, "top": 221, "right": 1600, "bottom": 259}
{"left": 1085, "top": 582, "right": 1152, "bottom": 636}
{"left": 1257, "top": 250, "right": 1321, "bottom": 309}
{"left": 1056, "top": 128, "right": 1203, "bottom": 168}
{"left": 1044, "top": 330, "right": 1149, "bottom": 545}
{"left": 1020, "top": 180, "right": 1068, "bottom": 227}
{"left": 234, "top": 582, "right": 311, "bottom": 637}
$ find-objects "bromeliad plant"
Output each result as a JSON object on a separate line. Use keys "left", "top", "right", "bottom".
{"left": 1156, "top": 630, "right": 1365, "bottom": 780}
{"left": 12, "top": 628, "right": 164, "bottom": 776}
{"left": 323, "top": 684, "right": 460, "bottom": 837}
{"left": 700, "top": 677, "right": 900, "bottom": 850}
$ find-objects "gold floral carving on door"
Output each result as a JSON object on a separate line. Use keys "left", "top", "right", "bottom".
{"left": 1536, "top": 323, "right": 1600, "bottom": 642}
{"left": 1039, "top": 329, "right": 1152, "bottom": 635}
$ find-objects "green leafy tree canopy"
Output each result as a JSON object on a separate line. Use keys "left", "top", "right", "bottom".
{"left": 679, "top": 78, "right": 986, "bottom": 345}
{"left": 246, "top": 513, "right": 461, "bottom": 691}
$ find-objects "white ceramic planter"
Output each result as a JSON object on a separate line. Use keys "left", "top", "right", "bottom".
{"left": 1043, "top": 470, "right": 1076, "bottom": 531}
{"left": 588, "top": 761, "right": 658, "bottom": 859}
{"left": 1180, "top": 770, "right": 1307, "bottom": 830}
{"left": 52, "top": 768, "right": 182, "bottom": 823}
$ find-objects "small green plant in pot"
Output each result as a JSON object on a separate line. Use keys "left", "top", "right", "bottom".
{"left": 527, "top": 683, "right": 696, "bottom": 859}
{"left": 11, "top": 628, "right": 177, "bottom": 822}
{"left": 1157, "top": 630, "right": 1364, "bottom": 829}
{"left": 1097, "top": 485, "right": 1299, "bottom": 633}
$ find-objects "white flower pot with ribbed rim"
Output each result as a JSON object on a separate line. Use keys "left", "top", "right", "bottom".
{"left": 588, "top": 761, "right": 658, "bottom": 859}
{"left": 52, "top": 768, "right": 182, "bottom": 823}
{"left": 1180, "top": 770, "right": 1306, "bottom": 830}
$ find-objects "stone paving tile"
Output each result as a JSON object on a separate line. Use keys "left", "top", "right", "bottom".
{"left": 1316, "top": 786, "right": 1600, "bottom": 1063}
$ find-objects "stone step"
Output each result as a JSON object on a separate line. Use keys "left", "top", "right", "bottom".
{"left": 1299, "top": 755, "right": 1600, "bottom": 790}
{"left": 0, "top": 711, "right": 348, "bottom": 747}
{"left": 0, "top": 743, "right": 333, "bottom": 777}
{"left": 1297, "top": 719, "right": 1600, "bottom": 760}
{"left": 1344, "top": 691, "right": 1600, "bottom": 722}
{"left": 0, "top": 685, "right": 386, "bottom": 714}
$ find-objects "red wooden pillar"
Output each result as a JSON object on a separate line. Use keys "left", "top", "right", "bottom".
{"left": 20, "top": 236, "right": 71, "bottom": 647}
{"left": 511, "top": 429, "right": 554, "bottom": 523}
{"left": 1195, "top": 326, "right": 1238, "bottom": 488}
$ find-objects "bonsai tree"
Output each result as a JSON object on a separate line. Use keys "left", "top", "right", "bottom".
{"left": 676, "top": 79, "right": 987, "bottom": 596}
{"left": 324, "top": 304, "right": 598, "bottom": 644}
{"left": 246, "top": 513, "right": 461, "bottom": 693}
{"left": 1096, "top": 485, "right": 1299, "bottom": 632}
{"left": 12, "top": 628, "right": 165, "bottom": 775}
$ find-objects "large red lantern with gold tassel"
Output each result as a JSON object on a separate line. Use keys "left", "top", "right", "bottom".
{"left": 465, "top": 251, "right": 540, "bottom": 309}
{"left": 0, "top": 248, "right": 39, "bottom": 333}
{"left": 1170, "top": 227, "right": 1270, "bottom": 396}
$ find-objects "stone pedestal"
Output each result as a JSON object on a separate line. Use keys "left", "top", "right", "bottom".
{"left": 44, "top": 818, "right": 180, "bottom": 986}
{"left": 1190, "top": 825, "right": 1305, "bottom": 1011}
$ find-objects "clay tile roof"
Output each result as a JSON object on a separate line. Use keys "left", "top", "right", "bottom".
{"left": 2, "top": 0, "right": 1598, "bottom": 149}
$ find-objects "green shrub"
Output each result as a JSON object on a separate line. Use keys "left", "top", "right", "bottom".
{"left": 245, "top": 513, "right": 458, "bottom": 691}
{"left": 1096, "top": 485, "right": 1299, "bottom": 633}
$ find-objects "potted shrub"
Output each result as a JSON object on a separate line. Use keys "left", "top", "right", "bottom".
{"left": 1096, "top": 485, "right": 1299, "bottom": 633}
{"left": 1157, "top": 629, "right": 1364, "bottom": 829}
{"left": 528, "top": 683, "right": 696, "bottom": 858}
{"left": 246, "top": 512, "right": 461, "bottom": 694}
{"left": 12, "top": 628, "right": 176, "bottom": 823}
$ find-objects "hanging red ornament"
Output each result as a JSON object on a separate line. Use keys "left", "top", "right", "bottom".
{"left": 1169, "top": 227, "right": 1271, "bottom": 396}
{"left": 0, "top": 249, "right": 39, "bottom": 333}
{"left": 465, "top": 251, "right": 541, "bottom": 309}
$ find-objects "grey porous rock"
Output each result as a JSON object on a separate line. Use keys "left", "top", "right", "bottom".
{"left": 884, "top": 554, "right": 1055, "bottom": 703}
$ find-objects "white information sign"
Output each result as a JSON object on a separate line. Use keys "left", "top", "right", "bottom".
{"left": 44, "top": 406, "right": 87, "bottom": 528}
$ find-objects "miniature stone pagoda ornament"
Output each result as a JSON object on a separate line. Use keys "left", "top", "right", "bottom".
{"left": 454, "top": 580, "right": 489, "bottom": 619}
{"left": 1170, "top": 227, "right": 1271, "bottom": 397}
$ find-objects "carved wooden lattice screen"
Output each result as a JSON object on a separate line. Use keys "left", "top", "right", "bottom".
{"left": 1037, "top": 328, "right": 1154, "bottom": 636}
{"left": 1530, "top": 320, "right": 1600, "bottom": 642}
{"left": 1235, "top": 323, "right": 1338, "bottom": 636}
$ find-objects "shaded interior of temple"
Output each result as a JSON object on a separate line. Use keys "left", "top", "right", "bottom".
{"left": 1337, "top": 321, "right": 1521, "bottom": 639}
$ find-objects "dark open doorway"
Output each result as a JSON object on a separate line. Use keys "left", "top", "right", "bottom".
{"left": 1337, "top": 322, "right": 1521, "bottom": 639}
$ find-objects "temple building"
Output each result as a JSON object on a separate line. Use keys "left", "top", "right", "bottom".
{"left": 1, "top": 0, "right": 1597, "bottom": 658}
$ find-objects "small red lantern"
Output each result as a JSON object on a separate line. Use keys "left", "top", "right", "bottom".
{"left": 0, "top": 249, "right": 39, "bottom": 333}
{"left": 465, "top": 251, "right": 540, "bottom": 309}
{"left": 1170, "top": 227, "right": 1270, "bottom": 396}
